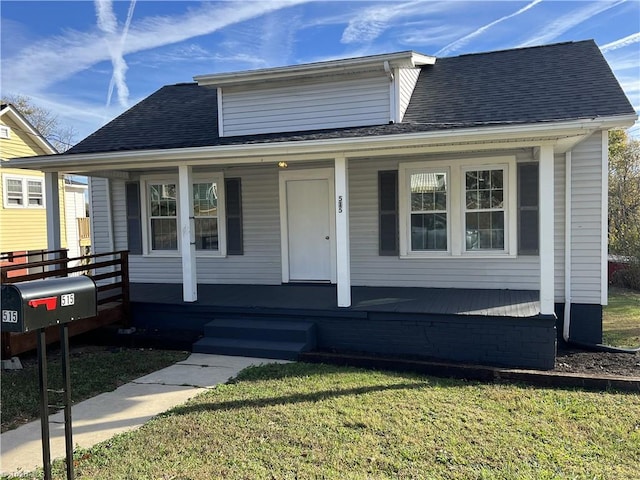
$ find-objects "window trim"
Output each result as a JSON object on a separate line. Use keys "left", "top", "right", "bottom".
{"left": 140, "top": 173, "right": 226, "bottom": 257}
{"left": 461, "top": 163, "right": 513, "bottom": 255}
{"left": 192, "top": 173, "right": 226, "bottom": 258}
{"left": 399, "top": 165, "right": 451, "bottom": 256}
{"left": 399, "top": 156, "right": 517, "bottom": 258}
{"left": 2, "top": 174, "right": 46, "bottom": 209}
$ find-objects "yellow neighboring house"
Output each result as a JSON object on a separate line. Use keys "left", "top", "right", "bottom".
{"left": 0, "top": 103, "right": 70, "bottom": 255}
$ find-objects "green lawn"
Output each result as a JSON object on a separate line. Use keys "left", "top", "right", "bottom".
{"left": 604, "top": 287, "right": 640, "bottom": 347}
{"left": 9, "top": 362, "right": 638, "bottom": 480}
{"left": 0, "top": 347, "right": 189, "bottom": 433}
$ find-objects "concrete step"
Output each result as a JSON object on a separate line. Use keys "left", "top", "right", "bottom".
{"left": 192, "top": 337, "right": 309, "bottom": 361}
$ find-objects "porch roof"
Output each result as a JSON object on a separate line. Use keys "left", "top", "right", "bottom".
{"left": 130, "top": 284, "right": 541, "bottom": 318}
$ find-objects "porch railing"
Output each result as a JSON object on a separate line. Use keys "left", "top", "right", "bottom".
{"left": 1, "top": 249, "right": 130, "bottom": 358}
{"left": 1, "top": 249, "right": 130, "bottom": 310}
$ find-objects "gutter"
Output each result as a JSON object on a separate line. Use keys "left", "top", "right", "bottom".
{"left": 7, "top": 115, "right": 637, "bottom": 173}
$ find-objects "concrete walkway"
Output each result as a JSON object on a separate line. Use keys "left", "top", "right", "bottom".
{"left": 1, "top": 354, "right": 288, "bottom": 476}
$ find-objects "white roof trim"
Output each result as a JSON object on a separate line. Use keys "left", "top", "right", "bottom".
{"left": 7, "top": 114, "right": 637, "bottom": 174}
{"left": 194, "top": 51, "right": 435, "bottom": 87}
{"left": 0, "top": 104, "right": 58, "bottom": 155}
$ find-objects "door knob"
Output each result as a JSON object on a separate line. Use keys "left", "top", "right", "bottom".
{"left": 325, "top": 236, "right": 330, "bottom": 240}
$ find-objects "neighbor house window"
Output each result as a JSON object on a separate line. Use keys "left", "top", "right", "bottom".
{"left": 410, "top": 171, "right": 448, "bottom": 251}
{"left": 3, "top": 175, "right": 45, "bottom": 208}
{"left": 464, "top": 168, "right": 505, "bottom": 251}
{"left": 148, "top": 182, "right": 178, "bottom": 251}
{"left": 0, "top": 125, "right": 10, "bottom": 139}
{"left": 27, "top": 180, "right": 43, "bottom": 206}
{"left": 399, "top": 157, "right": 515, "bottom": 257}
{"left": 193, "top": 181, "right": 219, "bottom": 251}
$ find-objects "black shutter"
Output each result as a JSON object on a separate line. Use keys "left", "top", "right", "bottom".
{"left": 518, "top": 163, "right": 539, "bottom": 255}
{"left": 379, "top": 170, "right": 399, "bottom": 256}
{"left": 125, "top": 181, "right": 143, "bottom": 255}
{"left": 225, "top": 178, "right": 243, "bottom": 255}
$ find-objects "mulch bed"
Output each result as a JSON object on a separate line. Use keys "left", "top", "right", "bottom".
{"left": 555, "top": 345, "right": 640, "bottom": 377}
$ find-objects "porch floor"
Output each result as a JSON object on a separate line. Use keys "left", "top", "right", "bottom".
{"left": 130, "top": 284, "right": 541, "bottom": 318}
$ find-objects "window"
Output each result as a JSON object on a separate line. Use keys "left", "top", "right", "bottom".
{"left": 6, "top": 178, "right": 23, "bottom": 206}
{"left": 464, "top": 168, "right": 505, "bottom": 251}
{"left": 27, "top": 180, "right": 43, "bottom": 206}
{"left": 0, "top": 125, "right": 10, "bottom": 139}
{"left": 148, "top": 182, "right": 177, "bottom": 250}
{"left": 410, "top": 171, "right": 448, "bottom": 251}
{"left": 141, "top": 173, "right": 226, "bottom": 255}
{"left": 3, "top": 175, "right": 45, "bottom": 208}
{"left": 399, "top": 157, "right": 516, "bottom": 257}
{"left": 193, "top": 181, "right": 219, "bottom": 251}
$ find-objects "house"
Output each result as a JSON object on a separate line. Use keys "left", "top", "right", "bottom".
{"left": 0, "top": 104, "right": 90, "bottom": 271}
{"left": 7, "top": 40, "right": 636, "bottom": 369}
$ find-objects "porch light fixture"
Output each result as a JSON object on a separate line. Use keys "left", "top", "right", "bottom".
{"left": 278, "top": 161, "right": 288, "bottom": 168}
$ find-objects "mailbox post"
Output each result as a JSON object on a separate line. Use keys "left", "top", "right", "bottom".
{"left": 1, "top": 276, "right": 97, "bottom": 480}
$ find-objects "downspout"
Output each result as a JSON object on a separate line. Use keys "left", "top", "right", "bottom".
{"left": 563, "top": 152, "right": 572, "bottom": 342}
{"left": 563, "top": 150, "right": 639, "bottom": 353}
{"left": 384, "top": 61, "right": 396, "bottom": 124}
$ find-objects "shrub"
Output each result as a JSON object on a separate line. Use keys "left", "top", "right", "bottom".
{"left": 612, "top": 260, "right": 640, "bottom": 291}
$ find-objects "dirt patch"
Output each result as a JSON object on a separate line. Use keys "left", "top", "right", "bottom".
{"left": 555, "top": 345, "right": 640, "bottom": 377}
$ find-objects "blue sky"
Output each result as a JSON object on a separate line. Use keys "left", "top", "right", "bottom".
{"left": 2, "top": 0, "right": 639, "bottom": 145}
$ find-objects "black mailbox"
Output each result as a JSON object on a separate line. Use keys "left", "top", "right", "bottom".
{"left": 1, "top": 276, "right": 97, "bottom": 333}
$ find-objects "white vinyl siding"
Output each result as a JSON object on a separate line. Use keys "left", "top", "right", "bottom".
{"left": 569, "top": 132, "right": 604, "bottom": 304}
{"left": 110, "top": 166, "right": 283, "bottom": 284}
{"left": 221, "top": 75, "right": 390, "bottom": 137}
{"left": 554, "top": 152, "right": 566, "bottom": 301}
{"left": 112, "top": 180, "right": 128, "bottom": 251}
{"left": 397, "top": 68, "right": 421, "bottom": 121}
{"left": 350, "top": 154, "right": 539, "bottom": 290}
{"left": 88, "top": 177, "right": 117, "bottom": 285}
{"left": 89, "top": 178, "right": 112, "bottom": 254}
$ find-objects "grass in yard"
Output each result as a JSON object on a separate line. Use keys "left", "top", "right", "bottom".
{"left": 604, "top": 286, "right": 640, "bottom": 347}
{"left": 10, "top": 362, "right": 639, "bottom": 480}
{"left": 0, "top": 347, "right": 189, "bottom": 433}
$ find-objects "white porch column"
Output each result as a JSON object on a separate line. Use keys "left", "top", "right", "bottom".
{"left": 44, "top": 171, "right": 62, "bottom": 251}
{"left": 178, "top": 165, "right": 197, "bottom": 302}
{"left": 334, "top": 155, "right": 351, "bottom": 307}
{"left": 539, "top": 145, "right": 555, "bottom": 315}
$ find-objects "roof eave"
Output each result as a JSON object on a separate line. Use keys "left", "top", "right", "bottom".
{"left": 194, "top": 51, "right": 435, "bottom": 87}
{"left": 7, "top": 114, "right": 637, "bottom": 173}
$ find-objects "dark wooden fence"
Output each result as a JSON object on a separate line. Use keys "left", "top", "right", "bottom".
{"left": 1, "top": 250, "right": 130, "bottom": 358}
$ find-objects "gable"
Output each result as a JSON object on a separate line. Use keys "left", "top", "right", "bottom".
{"left": 0, "top": 105, "right": 57, "bottom": 159}
{"left": 1, "top": 116, "right": 47, "bottom": 159}
{"left": 196, "top": 51, "right": 433, "bottom": 138}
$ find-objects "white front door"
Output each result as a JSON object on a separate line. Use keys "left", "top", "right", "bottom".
{"left": 280, "top": 168, "right": 335, "bottom": 282}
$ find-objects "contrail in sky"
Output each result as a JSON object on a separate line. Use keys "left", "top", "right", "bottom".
{"left": 435, "top": 0, "right": 542, "bottom": 56}
{"left": 601, "top": 32, "right": 640, "bottom": 52}
{"left": 95, "top": 0, "right": 137, "bottom": 108}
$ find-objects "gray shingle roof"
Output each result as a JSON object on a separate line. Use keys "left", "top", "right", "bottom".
{"left": 67, "top": 40, "right": 635, "bottom": 155}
